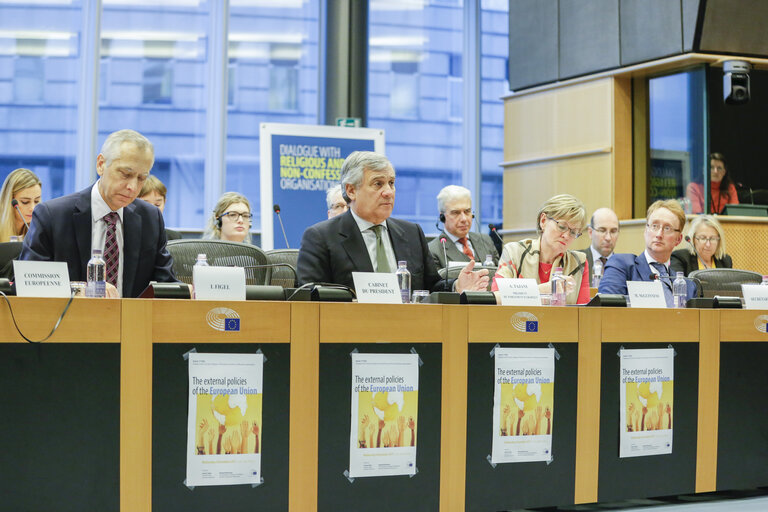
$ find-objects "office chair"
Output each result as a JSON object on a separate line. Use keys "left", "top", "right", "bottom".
{"left": 166, "top": 239, "right": 270, "bottom": 285}
{"left": 689, "top": 268, "right": 762, "bottom": 298}
{"left": 265, "top": 248, "right": 299, "bottom": 288}
{"left": 0, "top": 241, "right": 23, "bottom": 279}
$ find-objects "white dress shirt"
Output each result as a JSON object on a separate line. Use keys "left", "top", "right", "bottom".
{"left": 349, "top": 209, "right": 397, "bottom": 272}
{"left": 90, "top": 182, "right": 125, "bottom": 296}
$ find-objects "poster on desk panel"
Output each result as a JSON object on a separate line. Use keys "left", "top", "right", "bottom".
{"left": 491, "top": 347, "right": 555, "bottom": 463}
{"left": 186, "top": 353, "right": 263, "bottom": 487}
{"left": 349, "top": 353, "right": 419, "bottom": 478}
{"left": 619, "top": 348, "right": 674, "bottom": 458}
{"left": 260, "top": 123, "right": 385, "bottom": 250}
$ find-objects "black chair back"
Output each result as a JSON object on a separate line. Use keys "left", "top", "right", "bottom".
{"left": 689, "top": 268, "right": 762, "bottom": 298}
{"left": 0, "top": 241, "right": 23, "bottom": 279}
{"left": 166, "top": 239, "right": 270, "bottom": 285}
{"left": 265, "top": 248, "right": 299, "bottom": 288}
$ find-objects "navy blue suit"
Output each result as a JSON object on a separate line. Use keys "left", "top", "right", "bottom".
{"left": 19, "top": 186, "right": 176, "bottom": 297}
{"left": 598, "top": 253, "right": 697, "bottom": 300}
{"left": 297, "top": 210, "right": 450, "bottom": 292}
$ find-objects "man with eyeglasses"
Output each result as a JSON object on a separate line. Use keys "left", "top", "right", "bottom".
{"left": 326, "top": 184, "right": 348, "bottom": 219}
{"left": 428, "top": 185, "right": 499, "bottom": 270}
{"left": 579, "top": 208, "right": 620, "bottom": 286}
{"left": 599, "top": 199, "right": 697, "bottom": 305}
{"left": 20, "top": 129, "right": 176, "bottom": 297}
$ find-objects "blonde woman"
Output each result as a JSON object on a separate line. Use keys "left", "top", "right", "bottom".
{"left": 493, "top": 194, "right": 589, "bottom": 304}
{"left": 0, "top": 168, "right": 42, "bottom": 242}
{"left": 204, "top": 192, "right": 252, "bottom": 243}
{"left": 671, "top": 214, "right": 732, "bottom": 275}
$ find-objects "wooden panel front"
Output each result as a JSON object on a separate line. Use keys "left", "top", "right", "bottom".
{"left": 319, "top": 302, "right": 444, "bottom": 343}
{"left": 0, "top": 297, "right": 120, "bottom": 342}
{"left": 719, "top": 309, "right": 768, "bottom": 341}
{"left": 468, "top": 306, "right": 578, "bottom": 342}
{"left": 151, "top": 299, "right": 290, "bottom": 342}
{"left": 601, "top": 308, "right": 699, "bottom": 342}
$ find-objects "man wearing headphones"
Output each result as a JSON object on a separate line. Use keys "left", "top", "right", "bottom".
{"left": 428, "top": 185, "right": 499, "bottom": 270}
{"left": 297, "top": 152, "right": 489, "bottom": 293}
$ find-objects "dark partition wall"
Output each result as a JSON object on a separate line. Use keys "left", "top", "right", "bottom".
{"left": 508, "top": 0, "right": 702, "bottom": 91}
{"left": 464, "top": 343, "right": 578, "bottom": 512}
{"left": 152, "top": 343, "right": 290, "bottom": 511}
{"left": 717, "top": 342, "right": 768, "bottom": 490}
{"left": 597, "top": 343, "right": 699, "bottom": 502}
{"left": 317, "top": 343, "right": 442, "bottom": 512}
{"left": 0, "top": 344, "right": 120, "bottom": 511}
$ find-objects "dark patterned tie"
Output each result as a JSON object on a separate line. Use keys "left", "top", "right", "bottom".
{"left": 103, "top": 212, "right": 119, "bottom": 287}
{"left": 458, "top": 237, "right": 475, "bottom": 260}
{"left": 650, "top": 262, "right": 673, "bottom": 307}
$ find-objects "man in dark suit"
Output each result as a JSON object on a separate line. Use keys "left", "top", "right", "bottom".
{"left": 428, "top": 185, "right": 498, "bottom": 269}
{"left": 297, "top": 152, "right": 489, "bottom": 292}
{"left": 579, "top": 207, "right": 619, "bottom": 286}
{"left": 599, "top": 199, "right": 696, "bottom": 304}
{"left": 20, "top": 129, "right": 176, "bottom": 298}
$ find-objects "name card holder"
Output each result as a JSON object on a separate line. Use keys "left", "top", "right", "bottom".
{"left": 626, "top": 281, "right": 667, "bottom": 308}
{"left": 352, "top": 272, "right": 402, "bottom": 304}
{"left": 13, "top": 261, "right": 71, "bottom": 298}
{"left": 741, "top": 284, "right": 768, "bottom": 310}
{"left": 193, "top": 266, "right": 246, "bottom": 301}
{"left": 495, "top": 278, "right": 540, "bottom": 306}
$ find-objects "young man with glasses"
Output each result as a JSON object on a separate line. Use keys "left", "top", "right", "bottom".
{"left": 580, "top": 207, "right": 620, "bottom": 286}
{"left": 599, "top": 199, "right": 697, "bottom": 305}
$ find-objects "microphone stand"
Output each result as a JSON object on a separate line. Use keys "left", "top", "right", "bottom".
{"left": 440, "top": 237, "right": 449, "bottom": 292}
{"left": 11, "top": 199, "right": 30, "bottom": 231}
{"left": 273, "top": 204, "right": 290, "bottom": 248}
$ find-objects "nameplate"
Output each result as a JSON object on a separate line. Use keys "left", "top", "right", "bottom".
{"left": 13, "top": 260, "right": 71, "bottom": 298}
{"left": 741, "top": 284, "right": 768, "bottom": 310}
{"left": 495, "top": 278, "right": 541, "bottom": 306}
{"left": 352, "top": 272, "right": 402, "bottom": 304}
{"left": 193, "top": 266, "right": 246, "bottom": 301}
{"left": 627, "top": 281, "right": 666, "bottom": 308}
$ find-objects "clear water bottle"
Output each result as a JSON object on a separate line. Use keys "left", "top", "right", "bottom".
{"left": 550, "top": 267, "right": 567, "bottom": 306}
{"left": 86, "top": 249, "right": 106, "bottom": 298}
{"left": 762, "top": 275, "right": 768, "bottom": 286}
{"left": 484, "top": 254, "right": 494, "bottom": 266}
{"left": 673, "top": 271, "right": 687, "bottom": 308}
{"left": 395, "top": 260, "right": 411, "bottom": 303}
{"left": 593, "top": 258, "right": 603, "bottom": 288}
{"left": 195, "top": 253, "right": 209, "bottom": 267}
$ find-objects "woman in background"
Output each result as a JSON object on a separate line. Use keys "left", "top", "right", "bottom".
{"left": 204, "top": 192, "right": 253, "bottom": 244}
{"left": 138, "top": 175, "right": 181, "bottom": 240}
{"left": 671, "top": 214, "right": 732, "bottom": 275}
{"left": 686, "top": 153, "right": 739, "bottom": 214}
{"left": 493, "top": 194, "right": 589, "bottom": 304}
{"left": 0, "top": 168, "right": 42, "bottom": 242}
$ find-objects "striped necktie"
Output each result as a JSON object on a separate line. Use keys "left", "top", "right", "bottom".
{"left": 103, "top": 212, "right": 119, "bottom": 287}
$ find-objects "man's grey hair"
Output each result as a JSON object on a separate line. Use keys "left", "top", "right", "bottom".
{"left": 437, "top": 185, "right": 472, "bottom": 213}
{"left": 326, "top": 184, "right": 344, "bottom": 209}
{"left": 340, "top": 151, "right": 394, "bottom": 202}
{"left": 100, "top": 129, "right": 155, "bottom": 168}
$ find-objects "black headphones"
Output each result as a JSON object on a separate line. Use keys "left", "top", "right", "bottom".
{"left": 439, "top": 211, "right": 475, "bottom": 223}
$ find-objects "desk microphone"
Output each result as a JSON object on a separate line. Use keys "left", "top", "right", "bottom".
{"left": 11, "top": 199, "right": 30, "bottom": 231}
{"left": 273, "top": 204, "right": 290, "bottom": 248}
{"left": 440, "top": 237, "right": 449, "bottom": 291}
{"left": 488, "top": 223, "right": 503, "bottom": 244}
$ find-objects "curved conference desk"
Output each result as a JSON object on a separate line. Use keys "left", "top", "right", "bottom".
{"left": 1, "top": 298, "right": 766, "bottom": 512}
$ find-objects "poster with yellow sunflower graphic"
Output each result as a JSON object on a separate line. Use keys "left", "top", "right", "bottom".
{"left": 619, "top": 348, "right": 674, "bottom": 458}
{"left": 186, "top": 353, "right": 263, "bottom": 486}
{"left": 491, "top": 347, "right": 555, "bottom": 463}
{"left": 349, "top": 353, "right": 419, "bottom": 477}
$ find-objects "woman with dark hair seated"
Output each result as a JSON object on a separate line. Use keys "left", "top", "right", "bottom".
{"left": 686, "top": 153, "right": 738, "bottom": 214}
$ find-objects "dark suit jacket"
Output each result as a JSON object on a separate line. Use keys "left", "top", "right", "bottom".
{"left": 19, "top": 186, "right": 176, "bottom": 297}
{"left": 578, "top": 248, "right": 594, "bottom": 286}
{"left": 427, "top": 231, "right": 499, "bottom": 269}
{"left": 297, "top": 211, "right": 449, "bottom": 292}
{"left": 670, "top": 249, "right": 733, "bottom": 276}
{"left": 598, "top": 253, "right": 697, "bottom": 299}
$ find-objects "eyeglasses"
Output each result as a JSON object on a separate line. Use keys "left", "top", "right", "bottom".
{"left": 646, "top": 223, "right": 680, "bottom": 234}
{"left": 547, "top": 217, "right": 582, "bottom": 238}
{"left": 694, "top": 235, "right": 720, "bottom": 244}
{"left": 592, "top": 226, "right": 619, "bottom": 236}
{"left": 220, "top": 211, "right": 253, "bottom": 221}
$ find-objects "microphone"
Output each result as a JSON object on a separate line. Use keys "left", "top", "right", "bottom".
{"left": 273, "top": 204, "right": 290, "bottom": 249}
{"left": 440, "top": 236, "right": 449, "bottom": 292}
{"left": 11, "top": 199, "right": 30, "bottom": 232}
{"left": 488, "top": 223, "right": 503, "bottom": 244}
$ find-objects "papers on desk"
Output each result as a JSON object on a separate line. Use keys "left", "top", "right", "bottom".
{"left": 348, "top": 353, "right": 419, "bottom": 478}
{"left": 186, "top": 353, "right": 264, "bottom": 487}
{"left": 491, "top": 347, "right": 555, "bottom": 463}
{"left": 619, "top": 348, "right": 674, "bottom": 458}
